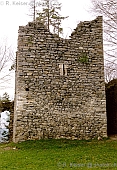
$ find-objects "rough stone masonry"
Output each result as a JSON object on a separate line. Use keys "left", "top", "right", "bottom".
{"left": 13, "top": 16, "right": 107, "bottom": 142}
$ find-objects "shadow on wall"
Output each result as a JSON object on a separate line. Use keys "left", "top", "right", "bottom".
{"left": 106, "top": 79, "right": 117, "bottom": 135}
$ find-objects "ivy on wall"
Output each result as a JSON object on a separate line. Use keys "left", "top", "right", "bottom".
{"left": 78, "top": 52, "right": 89, "bottom": 64}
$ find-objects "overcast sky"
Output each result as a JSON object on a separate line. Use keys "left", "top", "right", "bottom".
{"left": 0, "top": 0, "right": 94, "bottom": 99}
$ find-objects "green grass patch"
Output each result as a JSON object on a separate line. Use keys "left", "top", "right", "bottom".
{"left": 0, "top": 138, "right": 117, "bottom": 169}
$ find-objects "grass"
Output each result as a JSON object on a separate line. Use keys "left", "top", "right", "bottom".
{"left": 0, "top": 138, "right": 117, "bottom": 169}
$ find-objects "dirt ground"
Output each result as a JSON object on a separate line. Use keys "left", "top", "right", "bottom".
{"left": 109, "top": 135, "right": 117, "bottom": 140}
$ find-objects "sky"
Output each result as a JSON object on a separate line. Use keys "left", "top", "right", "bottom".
{"left": 0, "top": 0, "right": 94, "bottom": 99}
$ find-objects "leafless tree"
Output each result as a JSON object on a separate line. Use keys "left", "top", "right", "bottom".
{"left": 104, "top": 62, "right": 117, "bottom": 83}
{"left": 29, "top": 0, "right": 40, "bottom": 21}
{"left": 91, "top": 0, "right": 117, "bottom": 81}
{"left": 91, "top": 0, "right": 117, "bottom": 59}
{"left": 0, "top": 44, "right": 14, "bottom": 87}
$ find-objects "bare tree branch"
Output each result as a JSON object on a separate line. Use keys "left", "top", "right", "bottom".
{"left": 91, "top": 0, "right": 117, "bottom": 81}
{"left": 0, "top": 43, "right": 15, "bottom": 86}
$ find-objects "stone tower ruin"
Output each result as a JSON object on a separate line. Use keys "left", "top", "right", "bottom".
{"left": 13, "top": 16, "right": 107, "bottom": 142}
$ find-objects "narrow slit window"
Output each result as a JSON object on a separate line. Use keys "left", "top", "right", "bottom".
{"left": 59, "top": 63, "right": 68, "bottom": 76}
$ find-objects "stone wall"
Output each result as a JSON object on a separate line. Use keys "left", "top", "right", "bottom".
{"left": 13, "top": 16, "right": 107, "bottom": 143}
